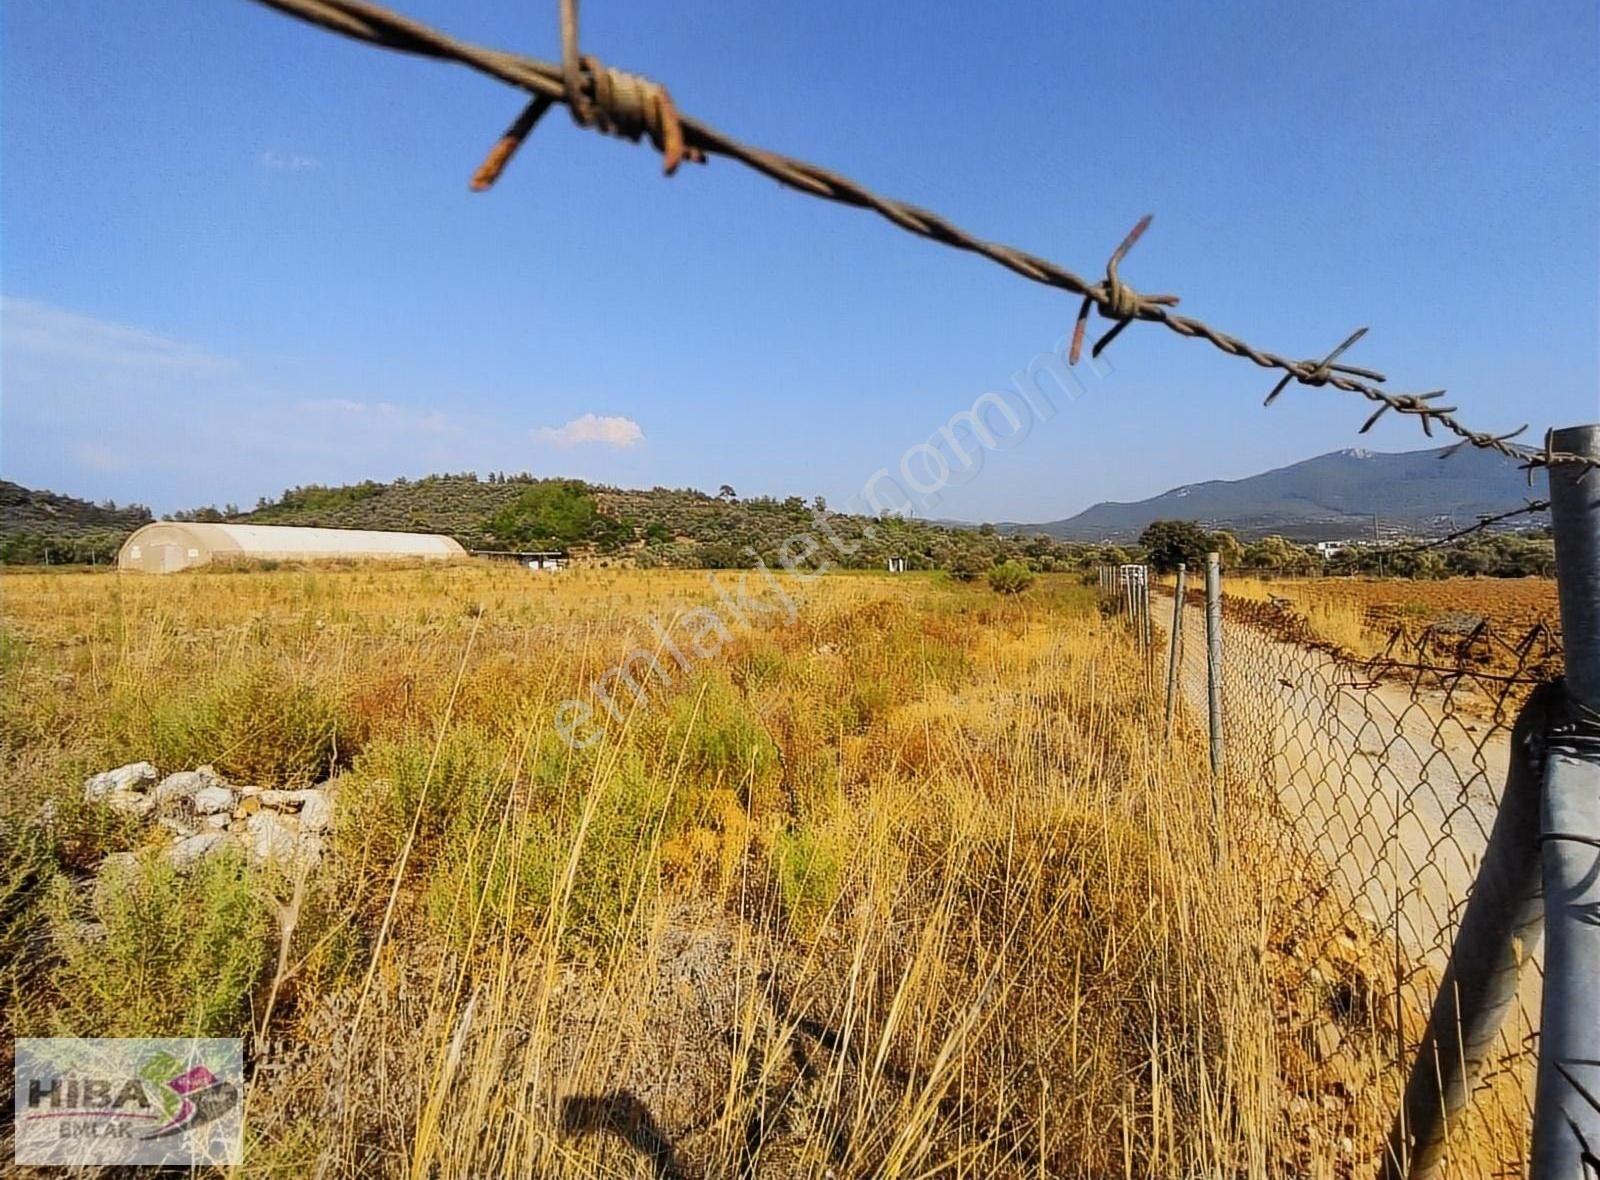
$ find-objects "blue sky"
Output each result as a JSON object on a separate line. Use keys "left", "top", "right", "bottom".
{"left": 2, "top": 0, "right": 1595, "bottom": 520}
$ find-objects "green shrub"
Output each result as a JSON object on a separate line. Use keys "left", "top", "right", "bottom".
{"left": 951, "top": 552, "right": 988, "bottom": 582}
{"left": 771, "top": 824, "right": 843, "bottom": 938}
{"left": 656, "top": 675, "right": 779, "bottom": 802}
{"left": 423, "top": 749, "right": 670, "bottom": 962}
{"left": 0, "top": 823, "right": 58, "bottom": 1026}
{"left": 343, "top": 724, "right": 508, "bottom": 862}
{"left": 106, "top": 664, "right": 347, "bottom": 787}
{"left": 988, "top": 561, "right": 1036, "bottom": 595}
{"left": 42, "top": 850, "right": 271, "bottom": 1037}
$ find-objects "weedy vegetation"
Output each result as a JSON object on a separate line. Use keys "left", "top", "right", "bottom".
{"left": 0, "top": 563, "right": 1517, "bottom": 1177}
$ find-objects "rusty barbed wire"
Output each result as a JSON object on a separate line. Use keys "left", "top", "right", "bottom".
{"left": 249, "top": 0, "right": 1596, "bottom": 474}
{"left": 1395, "top": 499, "right": 1553, "bottom": 553}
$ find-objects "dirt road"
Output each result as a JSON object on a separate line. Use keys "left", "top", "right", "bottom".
{"left": 1154, "top": 592, "right": 1531, "bottom": 998}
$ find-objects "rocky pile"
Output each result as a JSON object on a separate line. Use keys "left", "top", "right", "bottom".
{"left": 82, "top": 761, "right": 333, "bottom": 875}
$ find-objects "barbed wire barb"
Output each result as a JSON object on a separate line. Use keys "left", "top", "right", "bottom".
{"left": 470, "top": 95, "right": 553, "bottom": 191}
{"left": 1067, "top": 214, "right": 1179, "bottom": 364}
{"left": 1263, "top": 327, "right": 1382, "bottom": 405}
{"left": 248, "top": 0, "right": 1598, "bottom": 474}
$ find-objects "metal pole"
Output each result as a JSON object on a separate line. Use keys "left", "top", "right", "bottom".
{"left": 1204, "top": 552, "right": 1223, "bottom": 780}
{"left": 1140, "top": 566, "right": 1152, "bottom": 651}
{"left": 1382, "top": 687, "right": 1551, "bottom": 1180}
{"left": 1533, "top": 422, "right": 1600, "bottom": 1179}
{"left": 1164, "top": 563, "right": 1186, "bottom": 744}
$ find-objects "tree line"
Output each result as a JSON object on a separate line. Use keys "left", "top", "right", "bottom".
{"left": 1135, "top": 519, "right": 1554, "bottom": 578}
{"left": 0, "top": 472, "right": 1558, "bottom": 579}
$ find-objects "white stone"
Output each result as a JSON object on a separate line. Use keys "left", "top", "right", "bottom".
{"left": 83, "top": 762, "right": 157, "bottom": 802}
{"left": 244, "top": 810, "right": 321, "bottom": 870}
{"left": 201, "top": 813, "right": 231, "bottom": 829}
{"left": 154, "top": 769, "right": 225, "bottom": 807}
{"left": 167, "top": 831, "right": 229, "bottom": 871}
{"left": 190, "top": 784, "right": 237, "bottom": 815}
{"left": 295, "top": 791, "right": 333, "bottom": 833}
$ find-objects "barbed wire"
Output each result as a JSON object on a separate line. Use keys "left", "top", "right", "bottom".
{"left": 1397, "top": 499, "right": 1552, "bottom": 552}
{"left": 250, "top": 0, "right": 1597, "bottom": 473}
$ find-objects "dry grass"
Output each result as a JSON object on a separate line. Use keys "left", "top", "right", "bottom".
{"left": 0, "top": 563, "right": 1516, "bottom": 1177}
{"left": 1220, "top": 574, "right": 1560, "bottom": 661}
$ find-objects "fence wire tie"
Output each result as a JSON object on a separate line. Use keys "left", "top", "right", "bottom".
{"left": 1548, "top": 694, "right": 1600, "bottom": 759}
{"left": 1068, "top": 214, "right": 1179, "bottom": 364}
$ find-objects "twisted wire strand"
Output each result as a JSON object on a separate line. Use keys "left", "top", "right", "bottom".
{"left": 251, "top": 0, "right": 1595, "bottom": 473}
{"left": 1385, "top": 499, "right": 1553, "bottom": 556}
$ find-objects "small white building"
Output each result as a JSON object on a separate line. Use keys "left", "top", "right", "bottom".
{"left": 1314, "top": 540, "right": 1347, "bottom": 560}
{"left": 886, "top": 556, "right": 907, "bottom": 573}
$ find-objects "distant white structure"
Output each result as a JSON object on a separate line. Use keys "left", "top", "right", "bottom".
{"left": 886, "top": 556, "right": 907, "bottom": 573}
{"left": 524, "top": 552, "right": 568, "bottom": 571}
{"left": 1314, "top": 540, "right": 1347, "bottom": 560}
{"left": 118, "top": 522, "right": 465, "bottom": 574}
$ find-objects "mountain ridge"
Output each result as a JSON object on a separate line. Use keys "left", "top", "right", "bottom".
{"left": 995, "top": 445, "right": 1537, "bottom": 542}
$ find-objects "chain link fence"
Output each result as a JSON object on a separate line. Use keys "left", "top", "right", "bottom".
{"left": 1100, "top": 561, "right": 1575, "bottom": 1178}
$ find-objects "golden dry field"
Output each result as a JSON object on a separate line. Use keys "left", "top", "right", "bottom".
{"left": 0, "top": 563, "right": 1519, "bottom": 1177}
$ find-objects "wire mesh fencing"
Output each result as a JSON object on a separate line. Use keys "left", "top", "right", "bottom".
{"left": 1102, "top": 564, "right": 1561, "bottom": 1178}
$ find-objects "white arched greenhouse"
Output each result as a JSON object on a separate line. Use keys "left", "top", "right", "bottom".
{"left": 117, "top": 522, "right": 466, "bottom": 574}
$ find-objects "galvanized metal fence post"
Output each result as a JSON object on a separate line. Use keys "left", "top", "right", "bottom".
{"left": 1385, "top": 422, "right": 1600, "bottom": 1179}
{"left": 1164, "top": 562, "right": 1186, "bottom": 745}
{"left": 1533, "top": 421, "right": 1600, "bottom": 1178}
{"left": 1132, "top": 565, "right": 1143, "bottom": 646}
{"left": 1204, "top": 552, "right": 1223, "bottom": 780}
{"left": 1140, "top": 565, "right": 1152, "bottom": 653}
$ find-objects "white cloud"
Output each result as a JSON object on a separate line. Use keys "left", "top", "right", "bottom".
{"left": 258, "top": 150, "right": 322, "bottom": 171}
{"left": 534, "top": 413, "right": 645, "bottom": 449}
{"left": 1, "top": 296, "right": 231, "bottom": 377}
{"left": 0, "top": 298, "right": 649, "bottom": 511}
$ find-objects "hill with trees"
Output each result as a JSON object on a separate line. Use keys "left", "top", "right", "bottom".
{"left": 5, "top": 472, "right": 1086, "bottom": 573}
{"left": 0, "top": 480, "right": 152, "bottom": 564}
{"left": 1018, "top": 446, "right": 1536, "bottom": 542}
{"left": 0, "top": 470, "right": 1555, "bottom": 579}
